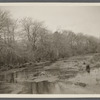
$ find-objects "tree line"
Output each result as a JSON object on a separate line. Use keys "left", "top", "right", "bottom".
{"left": 0, "top": 9, "right": 100, "bottom": 67}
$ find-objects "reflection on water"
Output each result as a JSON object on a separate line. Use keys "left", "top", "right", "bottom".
{"left": 0, "top": 80, "right": 72, "bottom": 94}
{"left": 29, "top": 81, "right": 55, "bottom": 94}
{"left": 1, "top": 68, "right": 100, "bottom": 94}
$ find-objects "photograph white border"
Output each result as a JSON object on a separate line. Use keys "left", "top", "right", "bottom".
{"left": 0, "top": 3, "right": 100, "bottom": 98}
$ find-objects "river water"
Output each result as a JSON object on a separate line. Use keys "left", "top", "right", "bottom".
{"left": 0, "top": 68, "right": 100, "bottom": 94}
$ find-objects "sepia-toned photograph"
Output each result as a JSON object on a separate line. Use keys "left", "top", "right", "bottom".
{"left": 0, "top": 3, "right": 100, "bottom": 96}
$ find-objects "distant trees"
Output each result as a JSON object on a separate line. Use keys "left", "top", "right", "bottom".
{"left": 0, "top": 9, "right": 20, "bottom": 65}
{"left": 0, "top": 8, "right": 100, "bottom": 69}
{"left": 21, "top": 17, "right": 49, "bottom": 61}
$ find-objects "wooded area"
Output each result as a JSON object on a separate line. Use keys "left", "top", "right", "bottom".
{"left": 0, "top": 9, "right": 100, "bottom": 70}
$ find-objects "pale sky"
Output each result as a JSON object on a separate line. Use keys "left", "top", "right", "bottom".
{"left": 1, "top": 4, "right": 100, "bottom": 37}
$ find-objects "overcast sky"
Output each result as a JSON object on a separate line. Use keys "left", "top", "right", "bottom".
{"left": 1, "top": 4, "right": 100, "bottom": 37}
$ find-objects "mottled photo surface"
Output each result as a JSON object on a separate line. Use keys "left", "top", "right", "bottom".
{"left": 0, "top": 3, "right": 100, "bottom": 94}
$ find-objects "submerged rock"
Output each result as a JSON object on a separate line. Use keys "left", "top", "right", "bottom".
{"left": 74, "top": 82, "right": 87, "bottom": 87}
